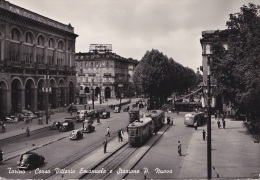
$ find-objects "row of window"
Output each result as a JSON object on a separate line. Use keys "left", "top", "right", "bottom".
{"left": 11, "top": 28, "right": 67, "bottom": 49}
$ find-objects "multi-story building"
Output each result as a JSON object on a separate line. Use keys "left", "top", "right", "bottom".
{"left": 0, "top": 0, "right": 78, "bottom": 115}
{"left": 200, "top": 29, "right": 229, "bottom": 85}
{"left": 200, "top": 29, "right": 230, "bottom": 111}
{"left": 75, "top": 44, "right": 139, "bottom": 104}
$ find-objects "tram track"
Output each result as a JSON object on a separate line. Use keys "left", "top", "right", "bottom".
{"left": 80, "top": 124, "right": 171, "bottom": 180}
{"left": 30, "top": 130, "right": 120, "bottom": 179}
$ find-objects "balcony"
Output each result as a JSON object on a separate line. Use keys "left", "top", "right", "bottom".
{"left": 25, "top": 63, "right": 35, "bottom": 69}
{"left": 36, "top": 64, "right": 46, "bottom": 69}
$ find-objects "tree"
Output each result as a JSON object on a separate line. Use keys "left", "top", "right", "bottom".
{"left": 211, "top": 3, "right": 260, "bottom": 117}
{"left": 133, "top": 49, "right": 197, "bottom": 107}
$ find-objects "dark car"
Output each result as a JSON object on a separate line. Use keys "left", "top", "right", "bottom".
{"left": 67, "top": 105, "right": 78, "bottom": 113}
{"left": 138, "top": 102, "right": 144, "bottom": 108}
{"left": 100, "top": 111, "right": 110, "bottom": 119}
{"left": 17, "top": 152, "right": 45, "bottom": 170}
{"left": 59, "top": 120, "right": 74, "bottom": 132}
{"left": 50, "top": 121, "right": 62, "bottom": 130}
{"left": 69, "top": 130, "right": 83, "bottom": 140}
{"left": 82, "top": 121, "right": 95, "bottom": 133}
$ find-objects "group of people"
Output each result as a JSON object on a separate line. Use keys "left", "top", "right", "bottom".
{"left": 216, "top": 112, "right": 226, "bottom": 129}
{"left": 103, "top": 127, "right": 125, "bottom": 153}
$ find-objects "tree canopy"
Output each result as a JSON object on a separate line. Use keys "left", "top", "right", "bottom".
{"left": 133, "top": 49, "right": 198, "bottom": 106}
{"left": 211, "top": 3, "right": 260, "bottom": 116}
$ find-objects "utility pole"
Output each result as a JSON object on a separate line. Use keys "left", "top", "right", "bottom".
{"left": 91, "top": 78, "right": 94, "bottom": 110}
{"left": 207, "top": 56, "right": 212, "bottom": 179}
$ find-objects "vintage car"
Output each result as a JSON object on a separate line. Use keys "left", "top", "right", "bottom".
{"left": 114, "top": 106, "right": 121, "bottom": 113}
{"left": 22, "top": 110, "right": 37, "bottom": 119}
{"left": 50, "top": 121, "right": 62, "bottom": 130}
{"left": 66, "top": 104, "right": 78, "bottom": 113}
{"left": 69, "top": 130, "right": 83, "bottom": 140}
{"left": 17, "top": 152, "right": 45, "bottom": 170}
{"left": 76, "top": 110, "right": 88, "bottom": 122}
{"left": 123, "top": 106, "right": 130, "bottom": 112}
{"left": 59, "top": 120, "right": 75, "bottom": 132}
{"left": 100, "top": 111, "right": 110, "bottom": 119}
{"left": 5, "top": 115, "right": 18, "bottom": 123}
{"left": 82, "top": 121, "right": 95, "bottom": 133}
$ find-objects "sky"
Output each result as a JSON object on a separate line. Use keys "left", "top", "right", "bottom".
{"left": 9, "top": 0, "right": 260, "bottom": 71}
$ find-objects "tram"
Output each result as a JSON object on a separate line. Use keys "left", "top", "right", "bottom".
{"left": 128, "top": 117, "right": 154, "bottom": 146}
{"left": 128, "top": 107, "right": 140, "bottom": 123}
{"left": 148, "top": 110, "right": 165, "bottom": 133}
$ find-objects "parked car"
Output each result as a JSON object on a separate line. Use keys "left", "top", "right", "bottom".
{"left": 34, "top": 111, "right": 45, "bottom": 118}
{"left": 50, "top": 121, "right": 62, "bottom": 130}
{"left": 22, "top": 110, "right": 37, "bottom": 119}
{"left": 17, "top": 152, "right": 45, "bottom": 170}
{"left": 67, "top": 105, "right": 78, "bottom": 113}
{"left": 5, "top": 115, "right": 18, "bottom": 123}
{"left": 69, "top": 130, "right": 83, "bottom": 140}
{"left": 100, "top": 111, "right": 110, "bottom": 119}
{"left": 114, "top": 106, "right": 121, "bottom": 113}
{"left": 59, "top": 120, "right": 74, "bottom": 132}
{"left": 15, "top": 113, "right": 28, "bottom": 121}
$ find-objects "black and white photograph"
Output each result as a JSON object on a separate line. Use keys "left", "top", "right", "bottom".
{"left": 0, "top": 0, "right": 259, "bottom": 179}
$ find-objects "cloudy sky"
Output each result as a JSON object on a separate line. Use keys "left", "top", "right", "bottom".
{"left": 10, "top": 0, "right": 259, "bottom": 71}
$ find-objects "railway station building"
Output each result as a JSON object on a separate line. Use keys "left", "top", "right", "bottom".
{"left": 0, "top": 0, "right": 78, "bottom": 115}
{"left": 75, "top": 44, "right": 139, "bottom": 104}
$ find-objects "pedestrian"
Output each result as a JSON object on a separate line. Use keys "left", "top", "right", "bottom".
{"left": 26, "top": 127, "right": 30, "bottom": 137}
{"left": 178, "top": 141, "right": 182, "bottom": 156}
{"left": 120, "top": 129, "right": 124, "bottom": 141}
{"left": 0, "top": 149, "right": 3, "bottom": 161}
{"left": 222, "top": 119, "right": 226, "bottom": 129}
{"left": 1, "top": 123, "right": 6, "bottom": 133}
{"left": 103, "top": 138, "right": 107, "bottom": 153}
{"left": 118, "top": 130, "right": 122, "bottom": 142}
{"left": 177, "top": 111, "right": 179, "bottom": 115}
{"left": 106, "top": 127, "right": 110, "bottom": 137}
{"left": 194, "top": 121, "right": 197, "bottom": 130}
{"left": 70, "top": 110, "right": 73, "bottom": 116}
{"left": 217, "top": 120, "right": 221, "bottom": 129}
{"left": 214, "top": 113, "right": 217, "bottom": 119}
{"left": 202, "top": 130, "right": 206, "bottom": 141}
{"left": 84, "top": 104, "right": 87, "bottom": 110}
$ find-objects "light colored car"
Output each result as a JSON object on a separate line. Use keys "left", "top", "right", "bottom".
{"left": 69, "top": 130, "right": 83, "bottom": 140}
{"left": 5, "top": 116, "right": 18, "bottom": 123}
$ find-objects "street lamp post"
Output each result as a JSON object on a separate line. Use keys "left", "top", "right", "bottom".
{"left": 206, "top": 56, "right": 212, "bottom": 179}
{"left": 43, "top": 75, "right": 50, "bottom": 124}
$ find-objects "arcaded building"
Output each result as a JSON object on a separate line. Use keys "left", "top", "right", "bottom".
{"left": 75, "top": 44, "right": 139, "bottom": 104}
{"left": 0, "top": 0, "right": 78, "bottom": 115}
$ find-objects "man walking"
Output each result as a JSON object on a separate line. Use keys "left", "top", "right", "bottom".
{"left": 118, "top": 130, "right": 122, "bottom": 142}
{"left": 106, "top": 127, "right": 110, "bottom": 137}
{"left": 26, "top": 127, "right": 30, "bottom": 137}
{"left": 178, "top": 141, "right": 182, "bottom": 156}
{"left": 194, "top": 121, "right": 197, "bottom": 130}
{"left": 217, "top": 120, "right": 221, "bottom": 128}
{"left": 222, "top": 119, "right": 226, "bottom": 129}
{"left": 202, "top": 130, "right": 206, "bottom": 141}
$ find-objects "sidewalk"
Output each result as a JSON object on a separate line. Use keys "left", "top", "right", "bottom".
{"left": 180, "top": 118, "right": 260, "bottom": 179}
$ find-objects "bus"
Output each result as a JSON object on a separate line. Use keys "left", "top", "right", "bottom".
{"left": 184, "top": 112, "right": 206, "bottom": 126}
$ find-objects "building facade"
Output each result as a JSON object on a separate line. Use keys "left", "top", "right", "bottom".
{"left": 75, "top": 44, "right": 139, "bottom": 104}
{"left": 0, "top": 0, "right": 78, "bottom": 115}
{"left": 200, "top": 29, "right": 229, "bottom": 111}
{"left": 200, "top": 29, "right": 229, "bottom": 85}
